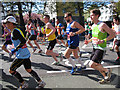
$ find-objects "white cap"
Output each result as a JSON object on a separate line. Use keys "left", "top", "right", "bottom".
{"left": 3, "top": 16, "right": 17, "bottom": 24}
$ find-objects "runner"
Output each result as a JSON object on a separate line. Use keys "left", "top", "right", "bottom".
{"left": 110, "top": 22, "right": 116, "bottom": 51}
{"left": 1, "top": 20, "right": 12, "bottom": 57}
{"left": 36, "top": 23, "right": 45, "bottom": 45}
{"left": 3, "top": 16, "right": 46, "bottom": 89}
{"left": 84, "top": 9, "right": 115, "bottom": 84}
{"left": 43, "top": 15, "right": 63, "bottom": 65}
{"left": 55, "top": 19, "right": 65, "bottom": 46}
{"left": 26, "top": 19, "right": 42, "bottom": 53}
{"left": 113, "top": 16, "right": 120, "bottom": 65}
{"left": 64, "top": 12, "right": 86, "bottom": 74}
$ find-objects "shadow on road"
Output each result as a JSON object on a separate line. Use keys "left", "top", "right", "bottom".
{"left": 71, "top": 69, "right": 120, "bottom": 88}
{"left": 31, "top": 62, "right": 61, "bottom": 71}
{"left": 1, "top": 69, "right": 52, "bottom": 89}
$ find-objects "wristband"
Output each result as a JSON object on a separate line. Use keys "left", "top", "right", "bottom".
{"left": 103, "top": 38, "right": 107, "bottom": 43}
{"left": 103, "top": 38, "right": 107, "bottom": 42}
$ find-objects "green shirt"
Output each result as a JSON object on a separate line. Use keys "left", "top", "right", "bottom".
{"left": 92, "top": 24, "right": 107, "bottom": 50}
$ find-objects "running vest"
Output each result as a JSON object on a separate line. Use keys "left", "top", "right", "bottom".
{"left": 114, "top": 24, "right": 120, "bottom": 40}
{"left": 45, "top": 26, "right": 56, "bottom": 41}
{"left": 28, "top": 24, "right": 36, "bottom": 35}
{"left": 92, "top": 22, "right": 107, "bottom": 50}
{"left": 66, "top": 21, "right": 79, "bottom": 47}
{"left": 11, "top": 28, "right": 30, "bottom": 59}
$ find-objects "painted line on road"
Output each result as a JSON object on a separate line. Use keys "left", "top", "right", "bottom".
{"left": 47, "top": 65, "right": 120, "bottom": 74}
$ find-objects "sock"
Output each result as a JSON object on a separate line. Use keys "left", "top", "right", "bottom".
{"left": 76, "top": 57, "right": 84, "bottom": 67}
{"left": 29, "top": 70, "right": 41, "bottom": 82}
{"left": 68, "top": 57, "right": 76, "bottom": 67}
{"left": 11, "top": 71, "right": 24, "bottom": 83}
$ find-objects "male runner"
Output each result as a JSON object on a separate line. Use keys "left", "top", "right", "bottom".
{"left": 85, "top": 9, "right": 116, "bottom": 84}
{"left": 64, "top": 12, "right": 86, "bottom": 74}
{"left": 113, "top": 16, "right": 120, "bottom": 65}
{"left": 4, "top": 16, "right": 46, "bottom": 89}
{"left": 43, "top": 15, "right": 63, "bottom": 65}
{"left": 55, "top": 19, "right": 65, "bottom": 46}
{"left": 26, "top": 19, "right": 42, "bottom": 53}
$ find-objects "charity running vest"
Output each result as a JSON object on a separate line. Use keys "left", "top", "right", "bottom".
{"left": 92, "top": 22, "right": 107, "bottom": 50}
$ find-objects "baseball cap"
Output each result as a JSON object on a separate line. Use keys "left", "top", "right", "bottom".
{"left": 3, "top": 16, "right": 18, "bottom": 24}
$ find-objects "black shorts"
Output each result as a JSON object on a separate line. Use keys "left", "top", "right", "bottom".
{"left": 10, "top": 58, "right": 31, "bottom": 71}
{"left": 69, "top": 44, "right": 78, "bottom": 49}
{"left": 116, "top": 40, "right": 120, "bottom": 46}
{"left": 3, "top": 40, "right": 12, "bottom": 46}
{"left": 90, "top": 48, "right": 105, "bottom": 64}
{"left": 57, "top": 35, "right": 64, "bottom": 40}
{"left": 29, "top": 35, "right": 37, "bottom": 40}
{"left": 47, "top": 39, "right": 57, "bottom": 50}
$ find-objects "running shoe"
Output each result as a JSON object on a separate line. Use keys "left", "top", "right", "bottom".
{"left": 77, "top": 66, "right": 86, "bottom": 71}
{"left": 19, "top": 81, "right": 28, "bottom": 89}
{"left": 36, "top": 80, "right": 46, "bottom": 89}
{"left": 115, "top": 57, "right": 120, "bottom": 65}
{"left": 32, "top": 48, "right": 36, "bottom": 53}
{"left": 38, "top": 49, "right": 42, "bottom": 53}
{"left": 59, "top": 53, "right": 63, "bottom": 61}
{"left": 110, "top": 48, "right": 114, "bottom": 52}
{"left": 99, "top": 78, "right": 110, "bottom": 84}
{"left": 51, "top": 61, "right": 60, "bottom": 65}
{"left": 70, "top": 66, "right": 77, "bottom": 74}
{"left": 105, "top": 68, "right": 112, "bottom": 79}
{"left": 115, "top": 60, "right": 120, "bottom": 65}
{"left": 116, "top": 57, "right": 120, "bottom": 61}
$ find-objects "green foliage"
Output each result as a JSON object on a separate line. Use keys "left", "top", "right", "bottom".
{"left": 56, "top": 2, "right": 83, "bottom": 16}
{"left": 114, "top": 1, "right": 120, "bottom": 16}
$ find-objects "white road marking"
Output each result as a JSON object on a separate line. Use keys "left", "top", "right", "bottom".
{"left": 47, "top": 65, "right": 120, "bottom": 74}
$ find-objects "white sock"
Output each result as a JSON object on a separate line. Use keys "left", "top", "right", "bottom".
{"left": 68, "top": 57, "right": 76, "bottom": 67}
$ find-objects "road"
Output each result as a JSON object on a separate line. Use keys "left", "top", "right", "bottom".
{"left": 0, "top": 39, "right": 120, "bottom": 89}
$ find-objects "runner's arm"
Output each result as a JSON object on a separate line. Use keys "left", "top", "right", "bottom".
{"left": 102, "top": 23, "right": 116, "bottom": 41}
{"left": 70, "top": 21, "right": 85, "bottom": 36}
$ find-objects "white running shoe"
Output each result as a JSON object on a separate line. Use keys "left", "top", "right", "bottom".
{"left": 36, "top": 80, "right": 46, "bottom": 89}
{"left": 19, "top": 81, "right": 28, "bottom": 89}
{"left": 51, "top": 61, "right": 60, "bottom": 65}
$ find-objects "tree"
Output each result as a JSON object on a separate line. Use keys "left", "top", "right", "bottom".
{"left": 112, "top": 1, "right": 120, "bottom": 16}
{"left": 83, "top": 2, "right": 111, "bottom": 21}
{"left": 2, "top": 2, "right": 44, "bottom": 35}
{"left": 56, "top": 2, "right": 84, "bottom": 26}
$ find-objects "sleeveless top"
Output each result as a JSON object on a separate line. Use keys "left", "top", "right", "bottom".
{"left": 92, "top": 22, "right": 107, "bottom": 50}
{"left": 28, "top": 24, "right": 36, "bottom": 35}
{"left": 66, "top": 21, "right": 79, "bottom": 47}
{"left": 114, "top": 24, "right": 120, "bottom": 40}
{"left": 45, "top": 25, "right": 56, "bottom": 41}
